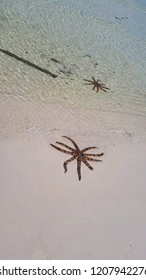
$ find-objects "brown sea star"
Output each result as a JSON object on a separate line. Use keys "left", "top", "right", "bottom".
{"left": 84, "top": 76, "right": 109, "bottom": 92}
{"left": 50, "top": 136, "right": 104, "bottom": 180}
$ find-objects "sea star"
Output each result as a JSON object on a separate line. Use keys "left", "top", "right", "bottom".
{"left": 50, "top": 136, "right": 104, "bottom": 180}
{"left": 84, "top": 76, "right": 109, "bottom": 92}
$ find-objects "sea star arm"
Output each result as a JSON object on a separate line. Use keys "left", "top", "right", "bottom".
{"left": 50, "top": 144, "right": 73, "bottom": 155}
{"left": 84, "top": 152, "right": 104, "bottom": 157}
{"left": 84, "top": 156, "right": 102, "bottom": 162}
{"left": 83, "top": 79, "right": 93, "bottom": 83}
{"left": 81, "top": 147, "right": 98, "bottom": 153}
{"left": 55, "top": 141, "right": 75, "bottom": 152}
{"left": 100, "top": 87, "right": 107, "bottom": 92}
{"left": 92, "top": 76, "right": 96, "bottom": 82}
{"left": 77, "top": 158, "right": 82, "bottom": 181}
{"left": 62, "top": 136, "right": 80, "bottom": 151}
{"left": 84, "top": 82, "right": 93, "bottom": 85}
{"left": 83, "top": 79, "right": 93, "bottom": 85}
{"left": 63, "top": 155, "right": 77, "bottom": 173}
{"left": 93, "top": 85, "right": 97, "bottom": 91}
{"left": 82, "top": 158, "right": 93, "bottom": 170}
{"left": 100, "top": 83, "right": 109, "bottom": 87}
{"left": 100, "top": 84, "right": 109, "bottom": 91}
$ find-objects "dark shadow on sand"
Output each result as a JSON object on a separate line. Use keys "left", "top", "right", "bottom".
{"left": 0, "top": 48, "right": 57, "bottom": 78}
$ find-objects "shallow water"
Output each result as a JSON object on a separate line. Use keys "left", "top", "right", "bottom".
{"left": 119, "top": 0, "right": 146, "bottom": 11}
{"left": 0, "top": 0, "right": 146, "bottom": 142}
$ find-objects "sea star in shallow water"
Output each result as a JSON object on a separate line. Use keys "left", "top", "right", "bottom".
{"left": 84, "top": 76, "right": 109, "bottom": 92}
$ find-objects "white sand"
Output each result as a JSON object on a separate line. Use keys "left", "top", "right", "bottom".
{"left": 0, "top": 130, "right": 146, "bottom": 260}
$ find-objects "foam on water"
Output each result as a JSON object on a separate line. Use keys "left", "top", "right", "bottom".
{"left": 0, "top": 0, "right": 146, "bottom": 143}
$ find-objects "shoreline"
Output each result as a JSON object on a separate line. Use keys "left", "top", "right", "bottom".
{"left": 0, "top": 94, "right": 146, "bottom": 146}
